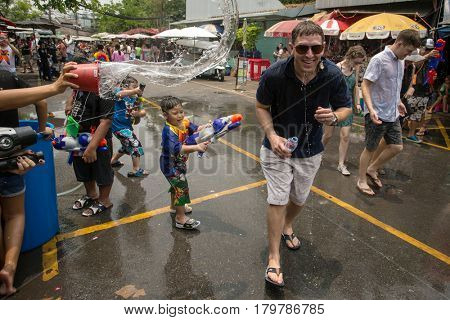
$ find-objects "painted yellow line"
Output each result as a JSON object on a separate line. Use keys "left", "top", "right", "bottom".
{"left": 218, "top": 138, "right": 261, "bottom": 162}
{"left": 42, "top": 237, "right": 59, "bottom": 281}
{"left": 435, "top": 118, "right": 450, "bottom": 148}
{"left": 191, "top": 80, "right": 257, "bottom": 101}
{"left": 218, "top": 138, "right": 450, "bottom": 265}
{"left": 353, "top": 122, "right": 450, "bottom": 151}
{"left": 57, "top": 180, "right": 267, "bottom": 242}
{"left": 311, "top": 186, "right": 450, "bottom": 265}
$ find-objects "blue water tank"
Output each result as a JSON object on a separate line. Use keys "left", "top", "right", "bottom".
{"left": 19, "top": 120, "right": 59, "bottom": 252}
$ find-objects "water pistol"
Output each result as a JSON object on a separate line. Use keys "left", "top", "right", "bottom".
{"left": 52, "top": 133, "right": 108, "bottom": 164}
{"left": 426, "top": 39, "right": 446, "bottom": 87}
{"left": 184, "top": 114, "right": 243, "bottom": 157}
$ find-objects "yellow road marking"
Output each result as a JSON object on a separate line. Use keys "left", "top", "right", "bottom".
{"left": 42, "top": 237, "right": 59, "bottom": 281}
{"left": 218, "top": 139, "right": 450, "bottom": 265}
{"left": 435, "top": 118, "right": 450, "bottom": 148}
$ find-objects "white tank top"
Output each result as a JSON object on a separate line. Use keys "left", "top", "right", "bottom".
{"left": 0, "top": 45, "right": 16, "bottom": 73}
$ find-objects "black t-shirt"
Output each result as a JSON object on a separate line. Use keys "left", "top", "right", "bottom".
{"left": 21, "top": 43, "right": 31, "bottom": 55}
{"left": 256, "top": 56, "right": 351, "bottom": 158}
{"left": 0, "top": 71, "right": 30, "bottom": 127}
{"left": 70, "top": 90, "right": 114, "bottom": 138}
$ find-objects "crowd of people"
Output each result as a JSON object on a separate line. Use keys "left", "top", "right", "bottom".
{"left": 0, "top": 31, "right": 184, "bottom": 81}
{"left": 0, "top": 20, "right": 448, "bottom": 295}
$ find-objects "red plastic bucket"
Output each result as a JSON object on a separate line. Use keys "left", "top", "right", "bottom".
{"left": 69, "top": 63, "right": 100, "bottom": 93}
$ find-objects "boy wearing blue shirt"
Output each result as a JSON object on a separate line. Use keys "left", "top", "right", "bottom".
{"left": 110, "top": 77, "right": 149, "bottom": 177}
{"left": 160, "top": 96, "right": 209, "bottom": 230}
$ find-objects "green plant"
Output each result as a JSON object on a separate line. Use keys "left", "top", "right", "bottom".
{"left": 236, "top": 22, "right": 262, "bottom": 51}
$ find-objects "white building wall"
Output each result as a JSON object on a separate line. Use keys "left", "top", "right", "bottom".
{"left": 186, "top": 0, "right": 285, "bottom": 20}
{"left": 316, "top": 0, "right": 417, "bottom": 9}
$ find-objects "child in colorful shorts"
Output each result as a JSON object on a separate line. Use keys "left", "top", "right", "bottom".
{"left": 160, "top": 96, "right": 209, "bottom": 230}
{"left": 110, "top": 76, "right": 149, "bottom": 177}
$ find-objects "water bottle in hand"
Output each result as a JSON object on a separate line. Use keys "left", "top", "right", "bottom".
{"left": 285, "top": 137, "right": 298, "bottom": 152}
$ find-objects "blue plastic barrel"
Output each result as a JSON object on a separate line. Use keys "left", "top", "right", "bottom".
{"left": 19, "top": 120, "right": 59, "bottom": 252}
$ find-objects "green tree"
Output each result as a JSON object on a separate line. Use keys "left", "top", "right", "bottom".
{"left": 0, "top": 0, "right": 42, "bottom": 20}
{"left": 236, "top": 23, "right": 262, "bottom": 50}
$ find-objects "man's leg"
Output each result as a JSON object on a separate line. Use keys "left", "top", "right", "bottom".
{"left": 0, "top": 194, "right": 25, "bottom": 296}
{"left": 358, "top": 148, "right": 375, "bottom": 195}
{"left": 0, "top": 208, "right": 4, "bottom": 268}
{"left": 283, "top": 201, "right": 303, "bottom": 248}
{"left": 84, "top": 181, "right": 98, "bottom": 199}
{"left": 367, "top": 144, "right": 403, "bottom": 174}
{"left": 267, "top": 204, "right": 287, "bottom": 285}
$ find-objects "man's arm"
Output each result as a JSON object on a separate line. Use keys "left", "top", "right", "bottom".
{"left": 362, "top": 79, "right": 382, "bottom": 124}
{"left": 255, "top": 101, "right": 291, "bottom": 158}
{"left": 0, "top": 63, "right": 79, "bottom": 110}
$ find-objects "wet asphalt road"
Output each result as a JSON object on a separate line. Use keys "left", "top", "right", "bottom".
{"left": 6, "top": 74, "right": 450, "bottom": 300}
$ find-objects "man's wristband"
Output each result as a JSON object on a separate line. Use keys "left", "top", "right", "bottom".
{"left": 331, "top": 112, "right": 339, "bottom": 126}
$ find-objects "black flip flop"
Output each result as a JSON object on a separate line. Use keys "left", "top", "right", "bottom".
{"left": 282, "top": 233, "right": 301, "bottom": 250}
{"left": 265, "top": 267, "right": 285, "bottom": 287}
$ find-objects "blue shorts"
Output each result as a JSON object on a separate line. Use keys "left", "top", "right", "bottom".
{"left": 0, "top": 173, "right": 26, "bottom": 198}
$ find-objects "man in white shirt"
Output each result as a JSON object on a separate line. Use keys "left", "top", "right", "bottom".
{"left": 64, "top": 34, "right": 75, "bottom": 61}
{"left": 357, "top": 29, "right": 421, "bottom": 196}
{"left": 0, "top": 33, "right": 21, "bottom": 74}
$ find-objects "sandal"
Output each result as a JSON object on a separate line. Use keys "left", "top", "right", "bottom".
{"left": 127, "top": 168, "right": 150, "bottom": 177}
{"left": 111, "top": 161, "right": 124, "bottom": 168}
{"left": 265, "top": 266, "right": 285, "bottom": 287}
{"left": 170, "top": 204, "right": 192, "bottom": 214}
{"left": 82, "top": 202, "right": 113, "bottom": 217}
{"left": 72, "top": 195, "right": 94, "bottom": 210}
{"left": 281, "top": 233, "right": 301, "bottom": 250}
{"left": 366, "top": 172, "right": 382, "bottom": 188}
{"left": 175, "top": 218, "right": 200, "bottom": 230}
{"left": 356, "top": 181, "right": 375, "bottom": 196}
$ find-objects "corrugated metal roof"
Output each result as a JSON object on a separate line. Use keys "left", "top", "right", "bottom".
{"left": 316, "top": 0, "right": 417, "bottom": 10}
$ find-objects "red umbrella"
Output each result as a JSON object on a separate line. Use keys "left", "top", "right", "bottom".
{"left": 319, "top": 18, "right": 350, "bottom": 36}
{"left": 264, "top": 20, "right": 303, "bottom": 38}
{"left": 0, "top": 16, "right": 16, "bottom": 27}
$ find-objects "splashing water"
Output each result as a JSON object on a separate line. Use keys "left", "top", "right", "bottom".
{"left": 99, "top": 0, "right": 239, "bottom": 98}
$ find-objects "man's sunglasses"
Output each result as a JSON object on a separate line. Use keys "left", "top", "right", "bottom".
{"left": 294, "top": 44, "right": 324, "bottom": 55}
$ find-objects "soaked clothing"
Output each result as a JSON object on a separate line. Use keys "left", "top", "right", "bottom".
{"left": 256, "top": 56, "right": 351, "bottom": 158}
{"left": 364, "top": 114, "right": 402, "bottom": 151}
{"left": 160, "top": 119, "right": 198, "bottom": 207}
{"left": 338, "top": 68, "right": 357, "bottom": 127}
{"left": 113, "top": 128, "right": 144, "bottom": 158}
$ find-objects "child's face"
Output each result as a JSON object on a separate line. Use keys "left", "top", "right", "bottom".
{"left": 164, "top": 105, "right": 185, "bottom": 126}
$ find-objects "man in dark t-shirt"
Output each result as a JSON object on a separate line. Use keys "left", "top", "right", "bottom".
{"left": 65, "top": 88, "right": 115, "bottom": 217}
{"left": 255, "top": 21, "right": 352, "bottom": 287}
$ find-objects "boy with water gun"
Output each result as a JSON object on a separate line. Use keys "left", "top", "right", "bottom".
{"left": 110, "top": 76, "right": 149, "bottom": 177}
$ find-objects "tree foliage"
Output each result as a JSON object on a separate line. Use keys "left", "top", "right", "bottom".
{"left": 0, "top": 0, "right": 42, "bottom": 21}
{"left": 95, "top": 0, "right": 186, "bottom": 33}
{"left": 236, "top": 23, "right": 262, "bottom": 50}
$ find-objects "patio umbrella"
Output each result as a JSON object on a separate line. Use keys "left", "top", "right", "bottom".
{"left": 154, "top": 28, "right": 183, "bottom": 38}
{"left": 179, "top": 27, "right": 218, "bottom": 39}
{"left": 91, "top": 32, "right": 109, "bottom": 39}
{"left": 0, "top": 16, "right": 16, "bottom": 27}
{"left": 15, "top": 19, "right": 60, "bottom": 30}
{"left": 320, "top": 18, "right": 350, "bottom": 36}
{"left": 340, "top": 13, "right": 427, "bottom": 40}
{"left": 264, "top": 20, "right": 302, "bottom": 38}
{"left": 199, "top": 24, "right": 224, "bottom": 35}
{"left": 129, "top": 33, "right": 152, "bottom": 39}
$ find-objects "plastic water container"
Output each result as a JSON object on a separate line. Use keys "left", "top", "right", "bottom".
{"left": 19, "top": 120, "right": 59, "bottom": 252}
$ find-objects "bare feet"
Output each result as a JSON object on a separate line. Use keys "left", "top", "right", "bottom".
{"left": 356, "top": 180, "right": 375, "bottom": 196}
{"left": 0, "top": 265, "right": 17, "bottom": 296}
{"left": 266, "top": 258, "right": 284, "bottom": 285}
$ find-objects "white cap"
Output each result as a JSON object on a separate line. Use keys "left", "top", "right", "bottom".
{"left": 405, "top": 49, "right": 425, "bottom": 62}
{"left": 425, "top": 39, "right": 434, "bottom": 49}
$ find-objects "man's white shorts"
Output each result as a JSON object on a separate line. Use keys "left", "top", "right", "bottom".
{"left": 260, "top": 146, "right": 322, "bottom": 206}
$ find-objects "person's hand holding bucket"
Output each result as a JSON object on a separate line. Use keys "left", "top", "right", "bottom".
{"left": 51, "top": 62, "right": 80, "bottom": 93}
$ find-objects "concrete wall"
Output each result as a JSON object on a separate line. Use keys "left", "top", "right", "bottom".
{"left": 316, "top": 0, "right": 417, "bottom": 9}
{"left": 186, "top": 0, "right": 285, "bottom": 20}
